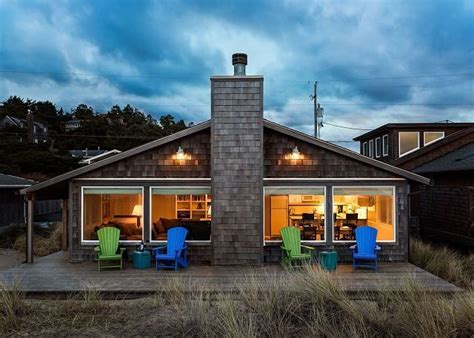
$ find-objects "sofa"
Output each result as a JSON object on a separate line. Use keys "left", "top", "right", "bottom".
{"left": 93, "top": 219, "right": 142, "bottom": 241}
{"left": 153, "top": 217, "right": 211, "bottom": 241}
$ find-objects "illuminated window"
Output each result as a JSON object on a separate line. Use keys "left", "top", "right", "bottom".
{"left": 333, "top": 187, "right": 395, "bottom": 242}
{"left": 399, "top": 132, "right": 419, "bottom": 157}
{"left": 82, "top": 187, "right": 143, "bottom": 242}
{"left": 382, "top": 134, "right": 388, "bottom": 156}
{"left": 151, "top": 187, "right": 211, "bottom": 241}
{"left": 424, "top": 131, "right": 444, "bottom": 146}
{"left": 264, "top": 187, "right": 325, "bottom": 242}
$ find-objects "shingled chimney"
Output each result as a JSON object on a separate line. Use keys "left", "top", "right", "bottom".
{"left": 211, "top": 53, "right": 264, "bottom": 265}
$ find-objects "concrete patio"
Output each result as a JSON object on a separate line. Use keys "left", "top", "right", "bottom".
{"left": 0, "top": 252, "right": 461, "bottom": 296}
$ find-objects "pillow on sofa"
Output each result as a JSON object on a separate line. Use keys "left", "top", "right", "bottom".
{"left": 160, "top": 217, "right": 180, "bottom": 230}
{"left": 153, "top": 220, "right": 166, "bottom": 234}
{"left": 113, "top": 222, "right": 132, "bottom": 237}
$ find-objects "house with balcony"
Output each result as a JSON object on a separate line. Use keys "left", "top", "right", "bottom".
{"left": 354, "top": 123, "right": 474, "bottom": 248}
{"left": 21, "top": 54, "right": 429, "bottom": 265}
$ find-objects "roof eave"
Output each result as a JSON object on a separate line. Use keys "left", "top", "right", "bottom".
{"left": 264, "top": 119, "right": 430, "bottom": 185}
{"left": 21, "top": 120, "right": 211, "bottom": 195}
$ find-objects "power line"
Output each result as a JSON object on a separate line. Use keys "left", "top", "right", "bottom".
{"left": 323, "top": 122, "right": 372, "bottom": 131}
{"left": 1, "top": 69, "right": 473, "bottom": 81}
{"left": 268, "top": 72, "right": 474, "bottom": 83}
{"left": 0, "top": 131, "right": 160, "bottom": 140}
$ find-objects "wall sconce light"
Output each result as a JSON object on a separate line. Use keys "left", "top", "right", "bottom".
{"left": 176, "top": 146, "right": 185, "bottom": 160}
{"left": 291, "top": 146, "right": 300, "bottom": 160}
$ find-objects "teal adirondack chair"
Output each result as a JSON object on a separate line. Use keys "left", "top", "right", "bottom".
{"left": 280, "top": 226, "right": 314, "bottom": 266}
{"left": 95, "top": 227, "right": 125, "bottom": 271}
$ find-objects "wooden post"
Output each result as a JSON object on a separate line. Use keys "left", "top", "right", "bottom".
{"left": 26, "top": 194, "right": 34, "bottom": 263}
{"left": 62, "top": 199, "right": 68, "bottom": 251}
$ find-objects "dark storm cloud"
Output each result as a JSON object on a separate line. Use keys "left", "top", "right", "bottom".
{"left": 0, "top": 0, "right": 472, "bottom": 144}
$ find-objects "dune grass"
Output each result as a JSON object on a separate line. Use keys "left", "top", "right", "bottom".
{"left": 410, "top": 238, "right": 473, "bottom": 289}
{"left": 1, "top": 266, "right": 473, "bottom": 337}
{"left": 12, "top": 223, "right": 62, "bottom": 257}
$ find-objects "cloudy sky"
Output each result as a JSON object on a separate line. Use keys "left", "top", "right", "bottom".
{"left": 0, "top": 0, "right": 473, "bottom": 148}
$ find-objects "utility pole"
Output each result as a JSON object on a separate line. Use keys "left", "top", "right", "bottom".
{"left": 311, "top": 81, "right": 324, "bottom": 138}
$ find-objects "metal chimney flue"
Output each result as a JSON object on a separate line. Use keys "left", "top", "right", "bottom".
{"left": 232, "top": 53, "right": 247, "bottom": 76}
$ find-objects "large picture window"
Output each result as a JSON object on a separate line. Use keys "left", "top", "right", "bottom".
{"left": 264, "top": 187, "right": 325, "bottom": 242}
{"left": 150, "top": 187, "right": 211, "bottom": 241}
{"left": 399, "top": 132, "right": 419, "bottom": 157}
{"left": 333, "top": 187, "right": 395, "bottom": 242}
{"left": 82, "top": 187, "right": 143, "bottom": 242}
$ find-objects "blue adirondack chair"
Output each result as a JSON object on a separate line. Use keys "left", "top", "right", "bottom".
{"left": 350, "top": 226, "right": 381, "bottom": 271}
{"left": 153, "top": 227, "right": 188, "bottom": 271}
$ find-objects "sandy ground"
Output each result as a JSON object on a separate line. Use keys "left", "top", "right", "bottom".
{"left": 0, "top": 248, "right": 24, "bottom": 271}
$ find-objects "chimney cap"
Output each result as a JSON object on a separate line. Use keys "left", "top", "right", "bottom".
{"left": 232, "top": 53, "right": 247, "bottom": 65}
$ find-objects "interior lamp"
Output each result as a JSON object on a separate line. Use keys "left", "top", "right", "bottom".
{"left": 291, "top": 146, "right": 300, "bottom": 160}
{"left": 132, "top": 204, "right": 142, "bottom": 216}
{"left": 176, "top": 146, "right": 185, "bottom": 160}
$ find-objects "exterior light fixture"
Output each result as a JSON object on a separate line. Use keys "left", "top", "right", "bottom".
{"left": 176, "top": 146, "right": 185, "bottom": 160}
{"left": 291, "top": 146, "right": 300, "bottom": 160}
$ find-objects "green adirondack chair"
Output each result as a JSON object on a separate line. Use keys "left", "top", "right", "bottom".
{"left": 95, "top": 227, "right": 125, "bottom": 271}
{"left": 280, "top": 226, "right": 314, "bottom": 266}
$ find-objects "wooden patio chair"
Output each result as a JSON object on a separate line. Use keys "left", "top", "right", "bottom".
{"left": 153, "top": 226, "right": 188, "bottom": 272}
{"left": 95, "top": 227, "right": 125, "bottom": 271}
{"left": 350, "top": 226, "right": 381, "bottom": 271}
{"left": 280, "top": 226, "right": 314, "bottom": 267}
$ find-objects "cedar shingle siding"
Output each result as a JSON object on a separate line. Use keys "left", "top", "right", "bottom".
{"left": 264, "top": 128, "right": 394, "bottom": 178}
{"left": 85, "top": 130, "right": 211, "bottom": 178}
{"left": 211, "top": 77, "right": 264, "bottom": 265}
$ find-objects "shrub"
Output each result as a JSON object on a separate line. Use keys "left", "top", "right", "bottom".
{"left": 0, "top": 224, "right": 26, "bottom": 248}
{"left": 410, "top": 238, "right": 473, "bottom": 289}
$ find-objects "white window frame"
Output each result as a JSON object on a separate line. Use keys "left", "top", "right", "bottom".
{"left": 81, "top": 186, "right": 145, "bottom": 245}
{"left": 149, "top": 186, "right": 212, "bottom": 244}
{"left": 368, "top": 139, "right": 374, "bottom": 158}
{"left": 332, "top": 186, "right": 396, "bottom": 243}
{"left": 398, "top": 132, "right": 420, "bottom": 157}
{"left": 382, "top": 134, "right": 389, "bottom": 156}
{"left": 375, "top": 137, "right": 381, "bottom": 158}
{"left": 362, "top": 142, "right": 368, "bottom": 156}
{"left": 263, "top": 186, "right": 327, "bottom": 244}
{"left": 423, "top": 131, "right": 445, "bottom": 147}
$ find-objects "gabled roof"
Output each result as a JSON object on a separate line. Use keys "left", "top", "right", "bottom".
{"left": 414, "top": 143, "right": 474, "bottom": 174}
{"left": 0, "top": 174, "right": 35, "bottom": 188}
{"left": 392, "top": 127, "right": 474, "bottom": 168}
{"left": 21, "top": 120, "right": 211, "bottom": 194}
{"left": 1, "top": 115, "right": 47, "bottom": 129}
{"left": 353, "top": 122, "right": 474, "bottom": 141}
{"left": 22, "top": 118, "right": 430, "bottom": 195}
{"left": 263, "top": 120, "right": 430, "bottom": 184}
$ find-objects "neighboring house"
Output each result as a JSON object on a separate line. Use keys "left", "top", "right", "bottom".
{"left": 21, "top": 54, "right": 429, "bottom": 265}
{"left": 65, "top": 119, "right": 82, "bottom": 131}
{"left": 354, "top": 124, "right": 474, "bottom": 248}
{"left": 78, "top": 149, "right": 121, "bottom": 165}
{"left": 0, "top": 174, "right": 62, "bottom": 227}
{"left": 0, "top": 115, "right": 49, "bottom": 143}
{"left": 0, "top": 174, "right": 35, "bottom": 227}
{"left": 353, "top": 122, "right": 474, "bottom": 162}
